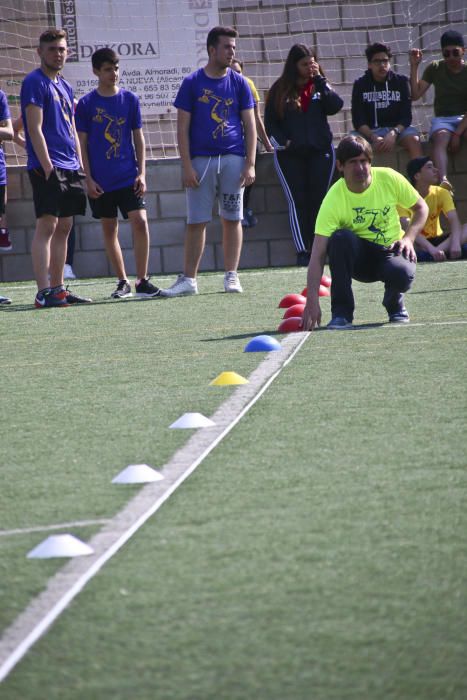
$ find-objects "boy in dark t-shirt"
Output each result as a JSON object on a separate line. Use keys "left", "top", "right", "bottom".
{"left": 76, "top": 48, "right": 160, "bottom": 299}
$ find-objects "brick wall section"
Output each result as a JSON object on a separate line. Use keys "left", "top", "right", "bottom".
{"left": 2, "top": 145, "right": 467, "bottom": 283}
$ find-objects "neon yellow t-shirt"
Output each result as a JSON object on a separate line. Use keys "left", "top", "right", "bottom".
{"left": 398, "top": 185, "right": 455, "bottom": 239}
{"left": 315, "top": 167, "right": 419, "bottom": 246}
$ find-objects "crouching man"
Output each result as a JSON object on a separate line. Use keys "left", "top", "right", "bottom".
{"left": 302, "top": 135, "right": 428, "bottom": 330}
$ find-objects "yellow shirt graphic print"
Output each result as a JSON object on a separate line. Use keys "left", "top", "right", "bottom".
{"left": 198, "top": 89, "right": 233, "bottom": 140}
{"left": 93, "top": 108, "right": 126, "bottom": 159}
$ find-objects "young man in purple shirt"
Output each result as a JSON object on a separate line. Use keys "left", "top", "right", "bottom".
{"left": 76, "top": 48, "right": 160, "bottom": 299}
{"left": 20, "top": 28, "right": 90, "bottom": 308}
{"left": 161, "top": 26, "right": 256, "bottom": 297}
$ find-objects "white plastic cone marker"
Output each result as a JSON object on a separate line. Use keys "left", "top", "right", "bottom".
{"left": 27, "top": 534, "right": 94, "bottom": 559}
{"left": 112, "top": 464, "right": 164, "bottom": 484}
{"left": 169, "top": 412, "right": 216, "bottom": 429}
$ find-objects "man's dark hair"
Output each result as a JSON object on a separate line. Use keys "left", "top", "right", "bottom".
{"left": 92, "top": 48, "right": 119, "bottom": 70}
{"left": 365, "top": 42, "right": 392, "bottom": 62}
{"left": 440, "top": 30, "right": 464, "bottom": 49}
{"left": 206, "top": 26, "right": 238, "bottom": 53}
{"left": 336, "top": 135, "right": 373, "bottom": 165}
{"left": 406, "top": 156, "right": 431, "bottom": 186}
{"left": 39, "top": 28, "right": 67, "bottom": 45}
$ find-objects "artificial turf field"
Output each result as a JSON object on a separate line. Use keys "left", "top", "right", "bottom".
{"left": 0, "top": 263, "right": 466, "bottom": 699}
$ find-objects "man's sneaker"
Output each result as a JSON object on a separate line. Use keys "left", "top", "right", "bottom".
{"left": 160, "top": 274, "right": 198, "bottom": 297}
{"left": 64, "top": 263, "right": 76, "bottom": 279}
{"left": 0, "top": 228, "right": 12, "bottom": 251}
{"left": 34, "top": 287, "right": 69, "bottom": 308}
{"left": 0, "top": 294, "right": 12, "bottom": 305}
{"left": 224, "top": 270, "right": 243, "bottom": 293}
{"left": 64, "top": 286, "right": 92, "bottom": 304}
{"left": 111, "top": 279, "right": 132, "bottom": 299}
{"left": 135, "top": 276, "right": 162, "bottom": 298}
{"left": 388, "top": 308, "right": 410, "bottom": 324}
{"left": 327, "top": 316, "right": 353, "bottom": 330}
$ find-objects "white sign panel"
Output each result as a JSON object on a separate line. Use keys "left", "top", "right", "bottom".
{"left": 53, "top": 0, "right": 219, "bottom": 113}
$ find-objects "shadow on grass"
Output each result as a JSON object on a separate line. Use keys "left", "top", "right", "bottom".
{"left": 410, "top": 287, "right": 467, "bottom": 295}
{"left": 0, "top": 297, "right": 167, "bottom": 313}
{"left": 201, "top": 321, "right": 386, "bottom": 341}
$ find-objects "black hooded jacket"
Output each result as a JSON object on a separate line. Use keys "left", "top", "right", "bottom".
{"left": 265, "top": 75, "right": 343, "bottom": 151}
{"left": 351, "top": 69, "right": 412, "bottom": 130}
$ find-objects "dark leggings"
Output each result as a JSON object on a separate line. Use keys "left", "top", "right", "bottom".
{"left": 328, "top": 229, "right": 416, "bottom": 321}
{"left": 274, "top": 146, "right": 335, "bottom": 252}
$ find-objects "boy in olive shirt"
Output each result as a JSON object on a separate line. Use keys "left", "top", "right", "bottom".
{"left": 410, "top": 29, "right": 467, "bottom": 192}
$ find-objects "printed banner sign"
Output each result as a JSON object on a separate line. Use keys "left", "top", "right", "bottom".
{"left": 53, "top": 0, "right": 219, "bottom": 113}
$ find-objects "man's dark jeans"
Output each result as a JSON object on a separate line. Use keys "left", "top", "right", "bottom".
{"left": 327, "top": 229, "right": 416, "bottom": 321}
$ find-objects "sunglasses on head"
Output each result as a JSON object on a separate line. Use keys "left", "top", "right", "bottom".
{"left": 442, "top": 48, "right": 463, "bottom": 58}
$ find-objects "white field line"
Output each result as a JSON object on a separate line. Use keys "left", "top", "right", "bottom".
{"left": 0, "top": 520, "right": 110, "bottom": 538}
{"left": 0, "top": 332, "right": 309, "bottom": 684}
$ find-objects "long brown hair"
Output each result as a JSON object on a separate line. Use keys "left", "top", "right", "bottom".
{"left": 267, "top": 44, "right": 324, "bottom": 119}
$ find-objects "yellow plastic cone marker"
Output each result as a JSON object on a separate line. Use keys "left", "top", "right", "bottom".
{"left": 210, "top": 371, "right": 249, "bottom": 386}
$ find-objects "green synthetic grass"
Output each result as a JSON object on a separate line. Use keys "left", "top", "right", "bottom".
{"left": 1, "top": 264, "right": 466, "bottom": 699}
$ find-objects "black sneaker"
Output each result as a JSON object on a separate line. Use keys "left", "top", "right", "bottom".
{"left": 327, "top": 316, "right": 353, "bottom": 330}
{"left": 35, "top": 287, "right": 69, "bottom": 309}
{"left": 388, "top": 308, "right": 410, "bottom": 324}
{"left": 296, "top": 251, "right": 310, "bottom": 266}
{"left": 64, "top": 286, "right": 92, "bottom": 304}
{"left": 111, "top": 280, "right": 132, "bottom": 299}
{"left": 135, "top": 276, "right": 161, "bottom": 298}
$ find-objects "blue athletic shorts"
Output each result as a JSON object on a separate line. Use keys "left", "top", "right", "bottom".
{"left": 429, "top": 115, "right": 464, "bottom": 138}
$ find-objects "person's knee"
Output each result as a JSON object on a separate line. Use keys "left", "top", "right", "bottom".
{"left": 328, "top": 228, "right": 355, "bottom": 253}
{"left": 386, "top": 259, "right": 415, "bottom": 291}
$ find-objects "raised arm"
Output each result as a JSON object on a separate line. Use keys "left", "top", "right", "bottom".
{"left": 409, "top": 49, "right": 431, "bottom": 101}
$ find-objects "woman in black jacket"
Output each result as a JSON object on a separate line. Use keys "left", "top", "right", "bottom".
{"left": 265, "top": 44, "right": 343, "bottom": 265}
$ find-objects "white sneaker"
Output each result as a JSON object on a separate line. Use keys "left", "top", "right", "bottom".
{"left": 224, "top": 271, "right": 243, "bottom": 293}
{"left": 160, "top": 274, "right": 198, "bottom": 297}
{"left": 64, "top": 264, "right": 76, "bottom": 280}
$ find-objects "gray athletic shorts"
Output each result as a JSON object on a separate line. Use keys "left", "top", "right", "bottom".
{"left": 186, "top": 154, "right": 245, "bottom": 224}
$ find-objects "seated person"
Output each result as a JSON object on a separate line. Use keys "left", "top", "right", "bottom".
{"left": 410, "top": 30, "right": 467, "bottom": 193}
{"left": 352, "top": 42, "right": 422, "bottom": 158}
{"left": 400, "top": 156, "right": 467, "bottom": 262}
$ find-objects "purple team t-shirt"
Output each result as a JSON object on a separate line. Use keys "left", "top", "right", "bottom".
{"left": 0, "top": 90, "right": 11, "bottom": 185}
{"left": 174, "top": 68, "right": 254, "bottom": 158}
{"left": 75, "top": 89, "right": 142, "bottom": 192}
{"left": 20, "top": 68, "right": 80, "bottom": 171}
